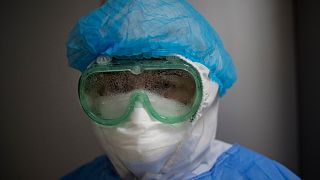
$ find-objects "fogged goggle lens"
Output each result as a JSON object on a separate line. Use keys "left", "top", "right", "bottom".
{"left": 83, "top": 70, "right": 197, "bottom": 120}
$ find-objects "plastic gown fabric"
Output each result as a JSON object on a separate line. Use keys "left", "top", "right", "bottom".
{"left": 61, "top": 144, "right": 300, "bottom": 180}
{"left": 66, "top": 0, "right": 237, "bottom": 96}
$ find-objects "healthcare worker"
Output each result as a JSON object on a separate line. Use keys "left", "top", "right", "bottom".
{"left": 62, "top": 0, "right": 300, "bottom": 179}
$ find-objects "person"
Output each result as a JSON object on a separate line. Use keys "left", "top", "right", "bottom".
{"left": 62, "top": 0, "right": 300, "bottom": 179}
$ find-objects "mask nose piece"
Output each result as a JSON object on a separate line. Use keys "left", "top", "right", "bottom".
{"left": 128, "top": 106, "right": 154, "bottom": 129}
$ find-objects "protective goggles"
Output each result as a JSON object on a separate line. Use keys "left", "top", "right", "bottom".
{"left": 78, "top": 56, "right": 203, "bottom": 126}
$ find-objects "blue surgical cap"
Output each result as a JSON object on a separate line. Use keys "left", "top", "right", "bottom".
{"left": 66, "top": 0, "right": 237, "bottom": 96}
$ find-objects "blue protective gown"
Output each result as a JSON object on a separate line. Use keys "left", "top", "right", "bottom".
{"left": 61, "top": 144, "right": 300, "bottom": 180}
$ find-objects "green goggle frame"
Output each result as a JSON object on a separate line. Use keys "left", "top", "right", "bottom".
{"left": 78, "top": 56, "right": 203, "bottom": 126}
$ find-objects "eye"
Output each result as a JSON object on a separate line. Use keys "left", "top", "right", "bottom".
{"left": 161, "top": 81, "right": 175, "bottom": 89}
{"left": 163, "top": 82, "right": 169, "bottom": 88}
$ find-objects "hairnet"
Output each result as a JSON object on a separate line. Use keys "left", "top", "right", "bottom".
{"left": 66, "top": 0, "right": 237, "bottom": 96}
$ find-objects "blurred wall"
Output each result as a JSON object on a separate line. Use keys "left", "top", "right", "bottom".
{"left": 188, "top": 0, "right": 298, "bottom": 174}
{"left": 0, "top": 0, "right": 298, "bottom": 179}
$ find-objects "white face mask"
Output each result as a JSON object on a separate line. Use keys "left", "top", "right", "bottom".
{"left": 93, "top": 104, "right": 191, "bottom": 177}
{"left": 92, "top": 55, "right": 231, "bottom": 179}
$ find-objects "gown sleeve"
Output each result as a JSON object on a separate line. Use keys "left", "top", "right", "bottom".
{"left": 194, "top": 144, "right": 300, "bottom": 180}
{"left": 60, "top": 155, "right": 120, "bottom": 180}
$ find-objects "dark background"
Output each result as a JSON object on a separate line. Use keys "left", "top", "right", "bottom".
{"left": 0, "top": 1, "right": 102, "bottom": 179}
{"left": 0, "top": 0, "right": 319, "bottom": 179}
{"left": 294, "top": 0, "right": 320, "bottom": 179}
